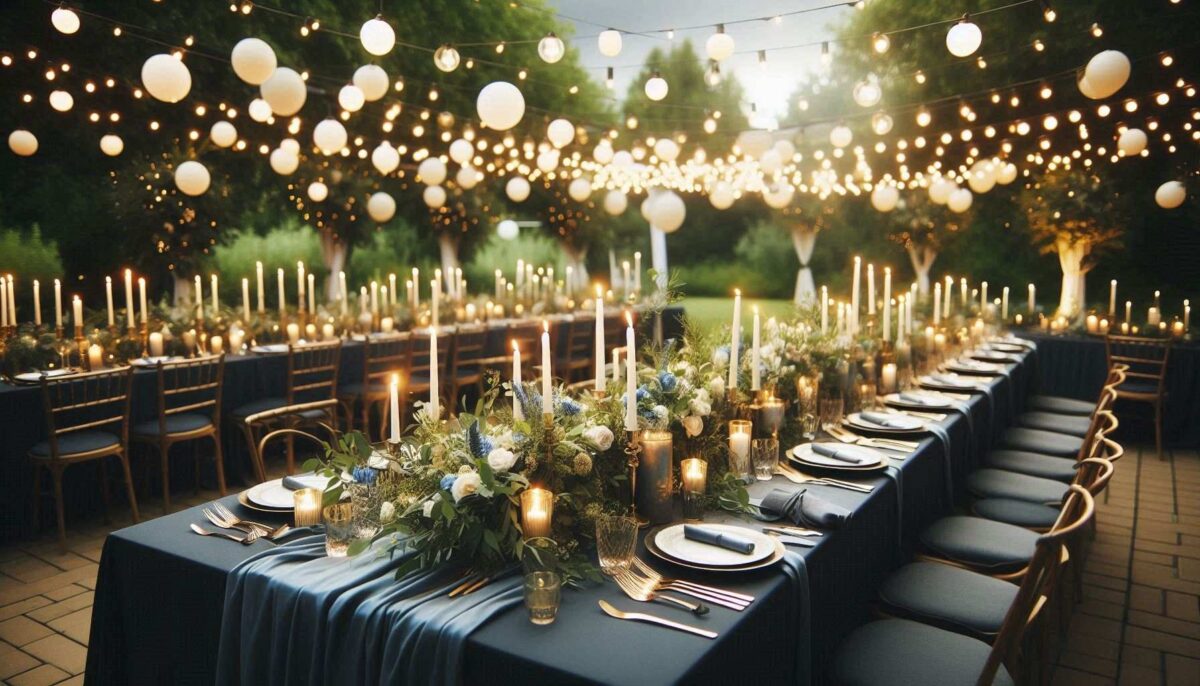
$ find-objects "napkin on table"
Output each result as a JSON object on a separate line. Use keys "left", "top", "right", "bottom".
{"left": 683, "top": 525, "right": 756, "bottom": 554}
{"left": 811, "top": 442, "right": 870, "bottom": 465}
{"left": 753, "top": 488, "right": 851, "bottom": 530}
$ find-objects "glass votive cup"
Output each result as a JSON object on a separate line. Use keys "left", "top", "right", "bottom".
{"left": 680, "top": 458, "right": 707, "bottom": 520}
{"left": 323, "top": 502, "right": 353, "bottom": 557}
{"left": 595, "top": 513, "right": 638, "bottom": 575}
{"left": 751, "top": 437, "right": 780, "bottom": 481}
{"left": 818, "top": 395, "right": 844, "bottom": 434}
{"left": 728, "top": 419, "right": 753, "bottom": 481}
{"left": 523, "top": 571, "right": 561, "bottom": 625}
{"left": 293, "top": 487, "right": 323, "bottom": 527}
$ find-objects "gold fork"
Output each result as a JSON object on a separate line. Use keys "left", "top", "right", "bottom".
{"left": 612, "top": 571, "right": 709, "bottom": 615}
{"left": 631, "top": 558, "right": 754, "bottom": 606}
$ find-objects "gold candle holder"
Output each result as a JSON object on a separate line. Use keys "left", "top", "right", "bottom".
{"left": 680, "top": 457, "right": 707, "bottom": 520}
{"left": 293, "top": 487, "right": 323, "bottom": 526}
{"left": 520, "top": 487, "right": 553, "bottom": 540}
{"left": 728, "top": 419, "right": 753, "bottom": 482}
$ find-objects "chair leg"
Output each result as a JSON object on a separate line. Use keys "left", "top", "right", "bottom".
{"left": 160, "top": 441, "right": 172, "bottom": 514}
{"left": 31, "top": 463, "right": 41, "bottom": 535}
{"left": 1154, "top": 400, "right": 1164, "bottom": 460}
{"left": 50, "top": 466, "right": 66, "bottom": 551}
{"left": 97, "top": 458, "right": 112, "bottom": 524}
{"left": 211, "top": 432, "right": 228, "bottom": 496}
{"left": 118, "top": 452, "right": 140, "bottom": 524}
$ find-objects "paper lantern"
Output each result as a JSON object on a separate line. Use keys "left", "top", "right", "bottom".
{"left": 709, "top": 182, "right": 735, "bottom": 210}
{"left": 360, "top": 17, "right": 395, "bottom": 56}
{"left": 830, "top": 125, "right": 853, "bottom": 148}
{"left": 603, "top": 190, "right": 627, "bottom": 215}
{"left": 1117, "top": 128, "right": 1148, "bottom": 156}
{"left": 497, "top": 219, "right": 519, "bottom": 240}
{"left": 433, "top": 44, "right": 461, "bottom": 72}
{"left": 353, "top": 65, "right": 389, "bottom": 101}
{"left": 174, "top": 161, "right": 210, "bottom": 196}
{"left": 367, "top": 191, "right": 396, "bottom": 222}
{"left": 996, "top": 162, "right": 1018, "bottom": 185}
{"left": 760, "top": 149, "right": 782, "bottom": 176}
{"left": 1082, "top": 50, "right": 1130, "bottom": 99}
{"left": 260, "top": 67, "right": 306, "bottom": 116}
{"left": 568, "top": 177, "right": 592, "bottom": 202}
{"left": 371, "top": 142, "right": 399, "bottom": 174}
{"left": 248, "top": 98, "right": 272, "bottom": 122}
{"left": 476, "top": 82, "right": 524, "bottom": 131}
{"left": 773, "top": 140, "right": 796, "bottom": 160}
{"left": 456, "top": 165, "right": 480, "bottom": 190}
{"left": 871, "top": 184, "right": 899, "bottom": 212}
{"left": 968, "top": 165, "right": 996, "bottom": 194}
{"left": 99, "top": 134, "right": 123, "bottom": 156}
{"left": 307, "top": 181, "right": 328, "bottom": 202}
{"left": 210, "top": 121, "right": 238, "bottom": 147}
{"left": 537, "top": 33, "right": 564, "bottom": 64}
{"left": 612, "top": 150, "right": 634, "bottom": 168}
{"left": 141, "top": 54, "right": 192, "bottom": 103}
{"left": 1076, "top": 75, "right": 1102, "bottom": 100}
{"left": 593, "top": 142, "right": 614, "bottom": 164}
{"left": 653, "top": 138, "right": 680, "bottom": 163}
{"left": 418, "top": 157, "right": 447, "bottom": 185}
{"left": 423, "top": 185, "right": 446, "bottom": 209}
{"left": 929, "top": 177, "right": 956, "bottom": 204}
{"left": 51, "top": 7, "right": 80, "bottom": 34}
{"left": 1155, "top": 181, "right": 1186, "bottom": 209}
{"left": 230, "top": 38, "right": 276, "bottom": 85}
{"left": 706, "top": 30, "right": 734, "bottom": 62}
{"left": 48, "top": 90, "right": 73, "bottom": 112}
{"left": 644, "top": 74, "right": 668, "bottom": 101}
{"left": 948, "top": 188, "right": 973, "bottom": 213}
{"left": 652, "top": 191, "right": 686, "bottom": 233}
{"left": 337, "top": 85, "right": 365, "bottom": 112}
{"left": 269, "top": 148, "right": 298, "bottom": 175}
{"left": 313, "top": 119, "right": 347, "bottom": 155}
{"left": 280, "top": 138, "right": 300, "bottom": 155}
{"left": 945, "top": 20, "right": 982, "bottom": 57}
{"left": 763, "top": 184, "right": 794, "bottom": 210}
{"left": 598, "top": 30, "right": 622, "bottom": 57}
{"left": 871, "top": 112, "right": 893, "bottom": 135}
{"left": 8, "top": 130, "right": 37, "bottom": 156}
{"left": 547, "top": 119, "right": 574, "bottom": 148}
{"left": 640, "top": 193, "right": 659, "bottom": 223}
{"left": 737, "top": 130, "right": 773, "bottom": 159}
{"left": 506, "top": 176, "right": 530, "bottom": 202}
{"left": 536, "top": 149, "right": 559, "bottom": 173}
{"left": 852, "top": 77, "right": 882, "bottom": 108}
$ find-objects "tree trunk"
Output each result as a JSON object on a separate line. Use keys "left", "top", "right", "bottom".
{"left": 649, "top": 227, "right": 668, "bottom": 292}
{"left": 906, "top": 244, "right": 938, "bottom": 296}
{"left": 1055, "top": 237, "right": 1090, "bottom": 318}
{"left": 561, "top": 243, "right": 588, "bottom": 294}
{"left": 172, "top": 273, "right": 191, "bottom": 308}
{"left": 318, "top": 232, "right": 350, "bottom": 303}
{"left": 437, "top": 233, "right": 459, "bottom": 292}
{"left": 791, "top": 226, "right": 818, "bottom": 305}
{"left": 608, "top": 249, "right": 619, "bottom": 289}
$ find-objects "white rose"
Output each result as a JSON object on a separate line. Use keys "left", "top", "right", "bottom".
{"left": 652, "top": 405, "right": 669, "bottom": 423}
{"left": 712, "top": 348, "right": 730, "bottom": 367}
{"left": 694, "top": 388, "right": 711, "bottom": 405}
{"left": 451, "top": 472, "right": 482, "bottom": 502}
{"left": 689, "top": 399, "right": 712, "bottom": 417}
{"left": 681, "top": 415, "right": 703, "bottom": 437}
{"left": 422, "top": 494, "right": 441, "bottom": 518}
{"left": 584, "top": 425, "right": 614, "bottom": 451}
{"left": 487, "top": 447, "right": 518, "bottom": 472}
{"left": 380, "top": 501, "right": 396, "bottom": 523}
{"left": 708, "top": 376, "right": 726, "bottom": 397}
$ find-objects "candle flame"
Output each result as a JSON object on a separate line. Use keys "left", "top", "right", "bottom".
{"left": 543, "top": 320, "right": 549, "bottom": 333}
{"left": 734, "top": 288, "right": 741, "bottom": 297}
{"left": 595, "top": 284, "right": 602, "bottom": 297}
{"left": 391, "top": 373, "right": 400, "bottom": 387}
{"left": 512, "top": 339, "right": 519, "bottom": 352}
{"left": 625, "top": 311, "right": 633, "bottom": 327}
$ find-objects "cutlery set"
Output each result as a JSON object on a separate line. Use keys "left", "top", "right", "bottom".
{"left": 773, "top": 462, "right": 874, "bottom": 493}
{"left": 192, "top": 501, "right": 292, "bottom": 544}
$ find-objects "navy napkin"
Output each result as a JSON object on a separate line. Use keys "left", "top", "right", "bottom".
{"left": 753, "top": 488, "right": 851, "bottom": 530}
{"left": 683, "top": 524, "right": 756, "bottom": 554}
{"left": 860, "top": 411, "right": 914, "bottom": 429}
{"left": 811, "top": 442, "right": 870, "bottom": 465}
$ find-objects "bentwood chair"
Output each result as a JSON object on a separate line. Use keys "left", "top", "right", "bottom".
{"left": 131, "top": 355, "right": 226, "bottom": 513}
{"left": 1105, "top": 334, "right": 1172, "bottom": 458}
{"left": 559, "top": 314, "right": 597, "bottom": 385}
{"left": 405, "top": 327, "right": 453, "bottom": 423}
{"left": 1016, "top": 365, "right": 1127, "bottom": 437}
{"left": 506, "top": 321, "right": 542, "bottom": 381}
{"left": 30, "top": 367, "right": 139, "bottom": 548}
{"left": 834, "top": 486, "right": 1094, "bottom": 686}
{"left": 448, "top": 324, "right": 489, "bottom": 408}
{"left": 233, "top": 340, "right": 341, "bottom": 480}
{"left": 337, "top": 333, "right": 410, "bottom": 441}
{"left": 1024, "top": 364, "right": 1126, "bottom": 417}
{"left": 979, "top": 406, "right": 1118, "bottom": 484}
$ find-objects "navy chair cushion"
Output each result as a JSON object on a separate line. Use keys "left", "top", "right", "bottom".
{"left": 983, "top": 450, "right": 1077, "bottom": 482}
{"left": 920, "top": 516, "right": 1039, "bottom": 572}
{"left": 1026, "top": 395, "right": 1094, "bottom": 416}
{"left": 1018, "top": 411, "right": 1091, "bottom": 438}
{"left": 133, "top": 413, "right": 213, "bottom": 437}
{"left": 232, "top": 397, "right": 328, "bottom": 421}
{"left": 879, "top": 562, "right": 1018, "bottom": 636}
{"left": 1117, "top": 380, "right": 1159, "bottom": 396}
{"left": 337, "top": 381, "right": 388, "bottom": 398}
{"left": 30, "top": 430, "right": 120, "bottom": 457}
{"left": 973, "top": 498, "right": 1061, "bottom": 529}
{"left": 967, "top": 468, "right": 1069, "bottom": 505}
{"left": 832, "top": 619, "right": 1013, "bottom": 686}
{"left": 1000, "top": 427, "right": 1083, "bottom": 458}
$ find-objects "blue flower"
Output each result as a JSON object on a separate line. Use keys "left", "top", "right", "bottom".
{"left": 352, "top": 466, "right": 378, "bottom": 485}
{"left": 636, "top": 386, "right": 650, "bottom": 401}
{"left": 439, "top": 474, "right": 457, "bottom": 491}
{"left": 556, "top": 396, "right": 583, "bottom": 416}
{"left": 658, "top": 372, "right": 677, "bottom": 393}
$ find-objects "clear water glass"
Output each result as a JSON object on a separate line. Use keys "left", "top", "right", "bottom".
{"left": 595, "top": 514, "right": 638, "bottom": 575}
{"left": 524, "top": 571, "right": 561, "bottom": 625}
{"left": 323, "top": 502, "right": 353, "bottom": 557}
{"left": 819, "top": 396, "right": 844, "bottom": 433}
{"left": 751, "top": 437, "right": 780, "bottom": 481}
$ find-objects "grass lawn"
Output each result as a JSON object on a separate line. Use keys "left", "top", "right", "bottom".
{"left": 677, "top": 297, "right": 798, "bottom": 332}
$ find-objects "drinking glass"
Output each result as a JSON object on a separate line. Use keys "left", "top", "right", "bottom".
{"left": 349, "top": 482, "right": 381, "bottom": 539}
{"left": 751, "top": 437, "right": 779, "bottom": 481}
{"left": 795, "top": 374, "right": 820, "bottom": 440}
{"left": 727, "top": 419, "right": 753, "bottom": 481}
{"left": 323, "top": 502, "right": 353, "bottom": 557}
{"left": 818, "top": 395, "right": 844, "bottom": 434}
{"left": 595, "top": 514, "right": 638, "bottom": 575}
{"left": 524, "top": 571, "right": 561, "bottom": 625}
{"left": 858, "top": 382, "right": 877, "bottom": 412}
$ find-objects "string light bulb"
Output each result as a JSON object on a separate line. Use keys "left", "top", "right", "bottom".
{"left": 872, "top": 32, "right": 890, "bottom": 54}
{"left": 537, "top": 33, "right": 565, "bottom": 63}
{"left": 434, "top": 44, "right": 460, "bottom": 72}
{"left": 946, "top": 16, "right": 982, "bottom": 57}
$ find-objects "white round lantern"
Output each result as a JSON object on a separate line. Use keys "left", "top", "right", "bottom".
{"left": 709, "top": 182, "right": 735, "bottom": 210}
{"left": 760, "top": 149, "right": 782, "bottom": 175}
{"left": 1117, "top": 128, "right": 1148, "bottom": 156}
{"left": 99, "top": 134, "right": 124, "bottom": 156}
{"left": 537, "top": 33, "right": 565, "bottom": 64}
{"left": 871, "top": 112, "right": 894, "bottom": 135}
{"left": 506, "top": 176, "right": 531, "bottom": 202}
{"left": 455, "top": 166, "right": 480, "bottom": 190}
{"left": 230, "top": 38, "right": 277, "bottom": 85}
{"left": 360, "top": 17, "right": 395, "bottom": 56}
{"left": 174, "top": 160, "right": 211, "bottom": 196}
{"left": 706, "top": 30, "right": 735, "bottom": 62}
{"left": 996, "top": 162, "right": 1018, "bottom": 185}
{"left": 853, "top": 76, "right": 882, "bottom": 108}
{"left": 8, "top": 130, "right": 37, "bottom": 156}
{"left": 423, "top": 185, "right": 446, "bottom": 209}
{"left": 653, "top": 138, "right": 680, "bottom": 163}
{"left": 476, "top": 82, "right": 525, "bottom": 131}
{"left": 1076, "top": 75, "right": 1102, "bottom": 100}
{"left": 418, "top": 157, "right": 447, "bottom": 185}
{"left": 260, "top": 67, "right": 307, "bottom": 116}
{"left": 51, "top": 7, "right": 80, "bottom": 34}
{"left": 945, "top": 20, "right": 982, "bottom": 57}
{"left": 371, "top": 143, "right": 400, "bottom": 174}
{"left": 353, "top": 65, "right": 389, "bottom": 101}
{"left": 248, "top": 98, "right": 272, "bottom": 122}
{"left": 967, "top": 164, "right": 996, "bottom": 194}
{"left": 337, "top": 84, "right": 365, "bottom": 112}
{"left": 568, "top": 177, "right": 592, "bottom": 202}
{"left": 280, "top": 138, "right": 300, "bottom": 156}
{"left": 269, "top": 148, "right": 298, "bottom": 175}
{"left": 1155, "top": 181, "right": 1186, "bottom": 209}
{"left": 830, "top": 124, "right": 853, "bottom": 148}
{"left": 497, "top": 219, "right": 520, "bottom": 240}
{"left": 49, "top": 90, "right": 73, "bottom": 112}
{"left": 603, "top": 190, "right": 627, "bottom": 215}
{"left": 929, "top": 177, "right": 956, "bottom": 204}
{"left": 773, "top": 139, "right": 796, "bottom": 160}
{"left": 644, "top": 74, "right": 669, "bottom": 101}
{"left": 763, "top": 184, "right": 794, "bottom": 210}
{"left": 307, "top": 181, "right": 328, "bottom": 202}
{"left": 612, "top": 150, "right": 634, "bottom": 168}
{"left": 871, "top": 184, "right": 899, "bottom": 212}
{"left": 1082, "top": 50, "right": 1131, "bottom": 99}
{"left": 593, "top": 142, "right": 614, "bottom": 164}
{"left": 640, "top": 193, "right": 659, "bottom": 223}
{"left": 547, "top": 119, "right": 574, "bottom": 148}
{"left": 210, "top": 121, "right": 238, "bottom": 148}
{"left": 737, "top": 130, "right": 774, "bottom": 159}
{"left": 141, "top": 54, "right": 192, "bottom": 104}
{"left": 948, "top": 187, "right": 973, "bottom": 213}
{"left": 652, "top": 191, "right": 686, "bottom": 233}
{"left": 367, "top": 191, "right": 396, "bottom": 222}
{"left": 598, "top": 30, "right": 622, "bottom": 57}
{"left": 536, "top": 149, "right": 559, "bottom": 173}
{"left": 449, "top": 139, "right": 474, "bottom": 165}
{"left": 313, "top": 119, "right": 347, "bottom": 155}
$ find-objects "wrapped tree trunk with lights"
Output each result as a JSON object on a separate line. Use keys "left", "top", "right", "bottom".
{"left": 889, "top": 191, "right": 969, "bottom": 298}
{"left": 770, "top": 195, "right": 833, "bottom": 305}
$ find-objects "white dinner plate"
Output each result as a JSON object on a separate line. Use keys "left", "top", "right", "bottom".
{"left": 919, "top": 373, "right": 982, "bottom": 390}
{"left": 130, "top": 356, "right": 178, "bottom": 368}
{"left": 789, "top": 442, "right": 885, "bottom": 470}
{"left": 12, "top": 369, "right": 74, "bottom": 383}
{"left": 883, "top": 391, "right": 953, "bottom": 409}
{"left": 246, "top": 474, "right": 327, "bottom": 509}
{"left": 845, "top": 411, "right": 925, "bottom": 433}
{"left": 653, "top": 524, "right": 776, "bottom": 567}
{"left": 970, "top": 351, "right": 1015, "bottom": 364}
{"left": 251, "top": 343, "right": 288, "bottom": 354}
{"left": 986, "top": 342, "right": 1028, "bottom": 353}
{"left": 944, "top": 359, "right": 1002, "bottom": 374}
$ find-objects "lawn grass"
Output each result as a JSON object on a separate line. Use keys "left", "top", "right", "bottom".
{"left": 677, "top": 297, "right": 798, "bottom": 332}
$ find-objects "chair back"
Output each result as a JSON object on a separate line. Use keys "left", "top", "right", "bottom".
{"left": 507, "top": 321, "right": 542, "bottom": 380}
{"left": 286, "top": 340, "right": 342, "bottom": 405}
{"left": 603, "top": 312, "right": 629, "bottom": 356}
{"left": 1104, "top": 334, "right": 1171, "bottom": 396}
{"left": 38, "top": 367, "right": 134, "bottom": 457}
{"left": 363, "top": 333, "right": 411, "bottom": 389}
{"left": 151, "top": 355, "right": 225, "bottom": 432}
{"left": 979, "top": 485, "right": 1095, "bottom": 685}
{"left": 450, "top": 324, "right": 488, "bottom": 370}
{"left": 408, "top": 327, "right": 454, "bottom": 383}
{"left": 562, "top": 315, "right": 597, "bottom": 378}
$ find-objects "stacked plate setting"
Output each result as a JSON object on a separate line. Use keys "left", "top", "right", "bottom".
{"left": 240, "top": 474, "right": 327, "bottom": 512}
{"left": 788, "top": 442, "right": 888, "bottom": 472}
{"left": 645, "top": 523, "right": 783, "bottom": 572}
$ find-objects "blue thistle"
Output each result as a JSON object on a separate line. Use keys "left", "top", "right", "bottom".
{"left": 466, "top": 420, "right": 490, "bottom": 459}
{"left": 556, "top": 395, "right": 583, "bottom": 416}
{"left": 658, "top": 372, "right": 677, "bottom": 393}
{"left": 352, "top": 466, "right": 378, "bottom": 485}
{"left": 636, "top": 386, "right": 650, "bottom": 401}
{"left": 439, "top": 474, "right": 457, "bottom": 491}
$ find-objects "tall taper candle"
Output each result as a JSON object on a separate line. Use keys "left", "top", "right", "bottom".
{"left": 388, "top": 273, "right": 397, "bottom": 309}
{"left": 1002, "top": 286, "right": 1009, "bottom": 321}
{"left": 277, "top": 269, "right": 286, "bottom": 315}
{"left": 54, "top": 279, "right": 62, "bottom": 329}
{"left": 296, "top": 262, "right": 306, "bottom": 313}
{"left": 541, "top": 321, "right": 553, "bottom": 416}
{"left": 0, "top": 279, "right": 6, "bottom": 327}
{"left": 307, "top": 273, "right": 316, "bottom": 315}
{"left": 980, "top": 281, "right": 988, "bottom": 319}
{"left": 1125, "top": 300, "right": 1132, "bottom": 323}
{"left": 33, "top": 279, "right": 41, "bottom": 326}
{"left": 389, "top": 374, "right": 401, "bottom": 442}
{"left": 594, "top": 285, "right": 605, "bottom": 391}
{"left": 139, "top": 277, "right": 147, "bottom": 324}
{"left": 512, "top": 340, "right": 524, "bottom": 421}
{"left": 634, "top": 252, "right": 642, "bottom": 294}
{"left": 339, "top": 271, "right": 348, "bottom": 316}
{"left": 867, "top": 263, "right": 876, "bottom": 316}
{"left": 960, "top": 277, "right": 968, "bottom": 309}
{"left": 1109, "top": 280, "right": 1117, "bottom": 317}
{"left": 72, "top": 295, "right": 83, "bottom": 333}
{"left": 431, "top": 279, "right": 440, "bottom": 324}
{"left": 242, "top": 278, "right": 251, "bottom": 322}
{"left": 194, "top": 275, "right": 203, "bottom": 320}
{"left": 124, "top": 269, "right": 135, "bottom": 329}
{"left": 728, "top": 290, "right": 741, "bottom": 390}
{"left": 850, "top": 256, "right": 861, "bottom": 333}
{"left": 411, "top": 268, "right": 420, "bottom": 311}
{"left": 625, "top": 313, "right": 637, "bottom": 431}
{"left": 1028, "top": 283, "right": 1035, "bottom": 314}
{"left": 210, "top": 274, "right": 219, "bottom": 319}
{"left": 882, "top": 267, "right": 892, "bottom": 340}
{"left": 933, "top": 282, "right": 942, "bottom": 325}
{"left": 821, "top": 286, "right": 828, "bottom": 334}
{"left": 622, "top": 261, "right": 631, "bottom": 300}
{"left": 944, "top": 277, "right": 953, "bottom": 316}
{"left": 370, "top": 280, "right": 379, "bottom": 315}
{"left": 105, "top": 277, "right": 115, "bottom": 327}
{"left": 256, "top": 261, "right": 265, "bottom": 312}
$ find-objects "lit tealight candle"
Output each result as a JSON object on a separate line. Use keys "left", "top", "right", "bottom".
{"left": 681, "top": 458, "right": 707, "bottom": 494}
{"left": 209, "top": 336, "right": 223, "bottom": 355}
{"left": 520, "top": 487, "right": 553, "bottom": 539}
{"left": 286, "top": 322, "right": 300, "bottom": 344}
{"left": 149, "top": 331, "right": 164, "bottom": 357}
{"left": 87, "top": 344, "right": 104, "bottom": 370}
{"left": 728, "top": 419, "right": 752, "bottom": 480}
{"left": 293, "top": 488, "right": 322, "bottom": 526}
{"left": 881, "top": 362, "right": 897, "bottom": 394}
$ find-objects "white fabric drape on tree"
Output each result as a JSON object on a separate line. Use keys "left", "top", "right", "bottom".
{"left": 1055, "top": 237, "right": 1090, "bottom": 317}
{"left": 906, "top": 244, "right": 938, "bottom": 296}
{"left": 650, "top": 227, "right": 668, "bottom": 292}
{"left": 791, "top": 226, "right": 818, "bottom": 305}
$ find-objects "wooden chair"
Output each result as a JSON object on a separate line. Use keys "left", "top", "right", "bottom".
{"left": 1105, "top": 334, "right": 1171, "bottom": 459}
{"left": 337, "top": 333, "right": 410, "bottom": 441}
{"left": 29, "top": 367, "right": 139, "bottom": 548}
{"left": 559, "top": 314, "right": 597, "bottom": 385}
{"left": 131, "top": 355, "right": 226, "bottom": 513}
{"left": 448, "top": 324, "right": 489, "bottom": 410}
{"left": 405, "top": 327, "right": 453, "bottom": 423}
{"left": 506, "top": 321, "right": 541, "bottom": 381}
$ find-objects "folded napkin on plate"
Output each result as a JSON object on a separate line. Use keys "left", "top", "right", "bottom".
{"left": 811, "top": 442, "right": 870, "bottom": 464}
{"left": 753, "top": 488, "right": 851, "bottom": 530}
{"left": 282, "top": 475, "right": 312, "bottom": 491}
{"left": 683, "top": 524, "right": 756, "bottom": 554}
{"left": 899, "top": 392, "right": 935, "bottom": 406}
{"left": 932, "top": 373, "right": 971, "bottom": 386}
{"left": 859, "top": 411, "right": 914, "bottom": 429}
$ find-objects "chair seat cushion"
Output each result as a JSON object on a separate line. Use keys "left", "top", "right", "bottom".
{"left": 879, "top": 562, "right": 1018, "bottom": 636}
{"left": 1000, "top": 427, "right": 1083, "bottom": 458}
{"left": 1117, "top": 381, "right": 1159, "bottom": 396}
{"left": 983, "top": 450, "right": 1077, "bottom": 482}
{"left": 920, "top": 516, "right": 1039, "bottom": 572}
{"left": 1018, "top": 411, "right": 1092, "bottom": 438}
{"left": 1027, "top": 395, "right": 1094, "bottom": 416}
{"left": 232, "top": 397, "right": 328, "bottom": 421}
{"left": 133, "top": 413, "right": 213, "bottom": 437}
{"left": 30, "top": 430, "right": 120, "bottom": 457}
{"left": 832, "top": 619, "right": 1013, "bottom": 686}
{"left": 973, "top": 498, "right": 1061, "bottom": 529}
{"left": 967, "top": 468, "right": 1069, "bottom": 505}
{"left": 337, "top": 381, "right": 388, "bottom": 398}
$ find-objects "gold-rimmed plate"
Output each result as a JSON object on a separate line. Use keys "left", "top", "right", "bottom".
{"left": 237, "top": 489, "right": 293, "bottom": 514}
{"left": 788, "top": 443, "right": 890, "bottom": 473}
{"left": 882, "top": 392, "right": 954, "bottom": 410}
{"left": 645, "top": 526, "right": 785, "bottom": 573}
{"left": 844, "top": 412, "right": 926, "bottom": 435}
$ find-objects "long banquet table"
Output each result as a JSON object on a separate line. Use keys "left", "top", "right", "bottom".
{"left": 84, "top": 344, "right": 1031, "bottom": 685}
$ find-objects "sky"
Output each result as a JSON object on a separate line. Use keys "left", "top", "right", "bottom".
{"left": 548, "top": 0, "right": 858, "bottom": 126}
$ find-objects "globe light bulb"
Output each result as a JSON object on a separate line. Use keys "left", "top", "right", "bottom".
{"left": 360, "top": 16, "right": 395, "bottom": 56}
{"left": 434, "top": 44, "right": 460, "bottom": 72}
{"left": 645, "top": 73, "right": 668, "bottom": 101}
{"left": 538, "top": 33, "right": 565, "bottom": 64}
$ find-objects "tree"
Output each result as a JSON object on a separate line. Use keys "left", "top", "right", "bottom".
{"left": 886, "top": 190, "right": 972, "bottom": 296}
{"left": 773, "top": 194, "right": 838, "bottom": 304}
